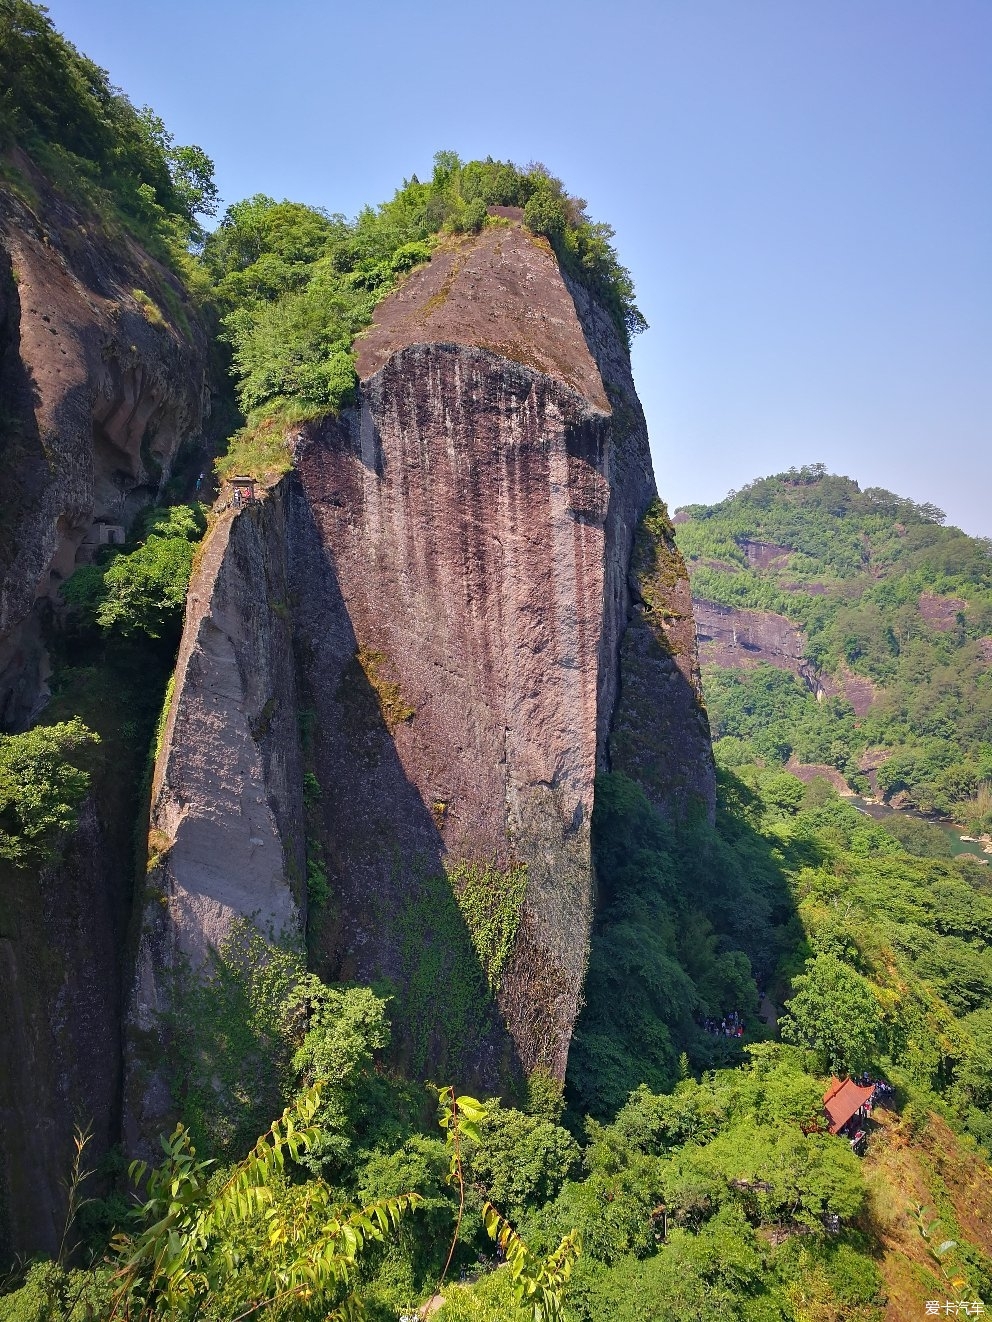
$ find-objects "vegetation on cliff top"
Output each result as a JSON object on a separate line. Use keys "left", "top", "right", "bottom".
{"left": 0, "top": 0, "right": 218, "bottom": 261}
{"left": 2, "top": 5, "right": 645, "bottom": 484}
{"left": 206, "top": 151, "right": 645, "bottom": 478}
{"left": 676, "top": 465, "right": 992, "bottom": 824}
{"left": 3, "top": 9, "right": 991, "bottom": 1317}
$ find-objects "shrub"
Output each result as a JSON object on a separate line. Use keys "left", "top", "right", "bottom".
{"left": 61, "top": 503, "right": 204, "bottom": 641}
{"left": 0, "top": 718, "right": 99, "bottom": 864}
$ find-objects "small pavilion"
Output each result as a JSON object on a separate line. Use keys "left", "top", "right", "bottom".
{"left": 231, "top": 476, "right": 257, "bottom": 505}
{"left": 823, "top": 1077, "right": 875, "bottom": 1136}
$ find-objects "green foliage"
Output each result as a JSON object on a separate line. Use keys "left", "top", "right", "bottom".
{"left": 0, "top": 718, "right": 98, "bottom": 864}
{"left": 286, "top": 978, "right": 390, "bottom": 1171}
{"left": 61, "top": 504, "right": 205, "bottom": 642}
{"left": 0, "top": 1261, "right": 115, "bottom": 1321}
{"left": 676, "top": 467, "right": 992, "bottom": 817}
{"left": 779, "top": 954, "right": 884, "bottom": 1074}
{"left": 206, "top": 152, "right": 645, "bottom": 471}
{"left": 447, "top": 859, "right": 528, "bottom": 992}
{"left": 567, "top": 772, "right": 777, "bottom": 1118}
{"left": 878, "top": 811, "right": 954, "bottom": 858}
{"left": 464, "top": 1102, "right": 579, "bottom": 1223}
{"left": 437, "top": 1088, "right": 581, "bottom": 1322}
{"left": 163, "top": 923, "right": 391, "bottom": 1169}
{"left": 111, "top": 1086, "right": 421, "bottom": 1321}
{"left": 390, "top": 865, "right": 496, "bottom": 1078}
{"left": 0, "top": 1, "right": 217, "bottom": 255}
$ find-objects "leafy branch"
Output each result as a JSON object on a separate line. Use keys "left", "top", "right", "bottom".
{"left": 109, "top": 1084, "right": 420, "bottom": 1319}
{"left": 437, "top": 1085, "right": 580, "bottom": 1322}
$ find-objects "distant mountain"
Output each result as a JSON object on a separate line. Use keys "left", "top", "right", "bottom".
{"left": 675, "top": 464, "right": 992, "bottom": 829}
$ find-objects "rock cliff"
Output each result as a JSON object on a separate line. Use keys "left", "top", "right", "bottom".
{"left": 126, "top": 217, "right": 713, "bottom": 1135}
{"left": 126, "top": 490, "right": 305, "bottom": 1152}
{"left": 0, "top": 150, "right": 208, "bottom": 1255}
{"left": 0, "top": 148, "right": 208, "bottom": 729}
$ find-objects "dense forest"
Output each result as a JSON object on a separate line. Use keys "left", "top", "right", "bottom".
{"left": 2, "top": 6, "right": 991, "bottom": 1320}
{"left": 677, "top": 465, "right": 992, "bottom": 829}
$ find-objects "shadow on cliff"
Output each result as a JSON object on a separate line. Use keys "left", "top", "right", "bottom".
{"left": 287, "top": 474, "right": 526, "bottom": 1097}
{"left": 0, "top": 244, "right": 45, "bottom": 605}
{"left": 567, "top": 766, "right": 812, "bottom": 1121}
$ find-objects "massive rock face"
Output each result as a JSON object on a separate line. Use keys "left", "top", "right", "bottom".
{"left": 126, "top": 218, "right": 713, "bottom": 1139}
{"left": 0, "top": 152, "right": 208, "bottom": 1257}
{"left": 0, "top": 149, "right": 207, "bottom": 730}
{"left": 126, "top": 491, "right": 305, "bottom": 1152}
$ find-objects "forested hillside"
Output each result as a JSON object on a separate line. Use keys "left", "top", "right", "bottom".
{"left": 676, "top": 465, "right": 992, "bottom": 828}
{"left": 2, "top": 6, "right": 991, "bottom": 1320}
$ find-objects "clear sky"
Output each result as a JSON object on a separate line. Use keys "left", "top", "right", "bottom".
{"left": 47, "top": 0, "right": 992, "bottom": 535}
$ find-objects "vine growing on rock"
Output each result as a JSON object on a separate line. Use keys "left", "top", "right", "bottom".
{"left": 448, "top": 859, "right": 528, "bottom": 993}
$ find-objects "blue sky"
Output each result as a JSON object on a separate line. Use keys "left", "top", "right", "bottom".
{"left": 48, "top": 1, "right": 992, "bottom": 534}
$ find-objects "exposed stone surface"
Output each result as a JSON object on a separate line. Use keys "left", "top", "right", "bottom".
{"left": 0, "top": 151, "right": 208, "bottom": 1257}
{"left": 694, "top": 600, "right": 807, "bottom": 673}
{"left": 918, "top": 592, "right": 967, "bottom": 632}
{"left": 293, "top": 343, "right": 611, "bottom": 1083}
{"left": 0, "top": 149, "right": 208, "bottom": 729}
{"left": 693, "top": 598, "right": 878, "bottom": 714}
{"left": 355, "top": 224, "right": 609, "bottom": 411}
{"left": 125, "top": 492, "right": 304, "bottom": 1154}
{"left": 288, "top": 221, "right": 712, "bottom": 1085}
{"left": 739, "top": 538, "right": 792, "bottom": 571}
{"left": 858, "top": 746, "right": 893, "bottom": 796}
{"left": 0, "top": 801, "right": 123, "bottom": 1257}
{"left": 820, "top": 667, "right": 877, "bottom": 717}
{"left": 125, "top": 217, "right": 713, "bottom": 1117}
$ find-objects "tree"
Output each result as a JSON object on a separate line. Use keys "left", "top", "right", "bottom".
{"left": 137, "top": 107, "right": 219, "bottom": 229}
{"left": 779, "top": 954, "right": 883, "bottom": 1075}
{"left": 61, "top": 504, "right": 204, "bottom": 642}
{"left": 110, "top": 1086, "right": 420, "bottom": 1320}
{"left": 0, "top": 719, "right": 99, "bottom": 865}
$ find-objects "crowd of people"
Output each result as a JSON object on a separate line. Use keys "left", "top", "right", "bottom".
{"left": 701, "top": 1010, "right": 745, "bottom": 1037}
{"left": 859, "top": 1073, "right": 895, "bottom": 1102}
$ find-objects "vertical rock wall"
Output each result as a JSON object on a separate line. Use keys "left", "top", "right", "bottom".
{"left": 284, "top": 222, "right": 714, "bottom": 1086}
{"left": 124, "top": 217, "right": 715, "bottom": 1134}
{"left": 0, "top": 802, "right": 123, "bottom": 1257}
{"left": 125, "top": 491, "right": 305, "bottom": 1153}
{"left": 0, "top": 153, "right": 208, "bottom": 1257}
{"left": 0, "top": 154, "right": 207, "bottom": 730}
{"left": 292, "top": 344, "right": 612, "bottom": 1084}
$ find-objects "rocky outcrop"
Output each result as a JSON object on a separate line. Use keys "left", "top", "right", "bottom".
{"left": 0, "top": 148, "right": 208, "bottom": 729}
{"left": 918, "top": 592, "right": 966, "bottom": 632}
{"left": 125, "top": 492, "right": 305, "bottom": 1153}
{"left": 610, "top": 503, "right": 715, "bottom": 819}
{"left": 126, "top": 218, "right": 713, "bottom": 1122}
{"left": 693, "top": 598, "right": 878, "bottom": 715}
{"left": 0, "top": 150, "right": 209, "bottom": 1256}
{"left": 290, "top": 223, "right": 712, "bottom": 1086}
{"left": 694, "top": 599, "right": 807, "bottom": 673}
{"left": 739, "top": 539, "right": 792, "bottom": 571}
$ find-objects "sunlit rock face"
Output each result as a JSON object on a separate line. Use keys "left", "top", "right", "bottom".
{"left": 123, "top": 218, "right": 715, "bottom": 1149}
{"left": 290, "top": 221, "right": 714, "bottom": 1087}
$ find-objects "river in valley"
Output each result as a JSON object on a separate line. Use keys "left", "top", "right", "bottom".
{"left": 849, "top": 796, "right": 990, "bottom": 861}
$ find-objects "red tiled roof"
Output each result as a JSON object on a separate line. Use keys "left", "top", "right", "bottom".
{"left": 823, "top": 1077, "right": 874, "bottom": 1135}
